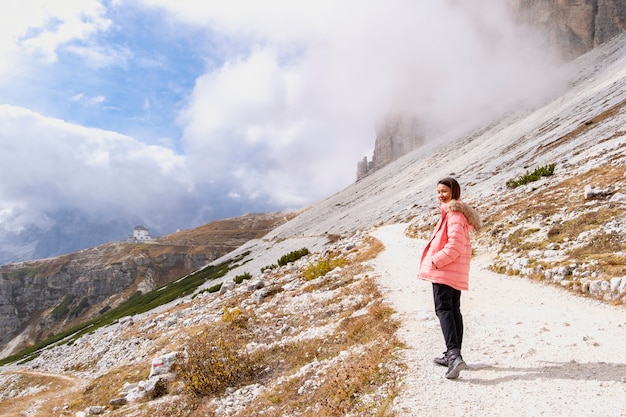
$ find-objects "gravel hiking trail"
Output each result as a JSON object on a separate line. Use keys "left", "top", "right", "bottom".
{"left": 371, "top": 223, "right": 626, "bottom": 417}
{"left": 0, "top": 370, "right": 87, "bottom": 417}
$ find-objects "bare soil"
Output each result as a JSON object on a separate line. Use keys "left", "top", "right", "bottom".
{"left": 0, "top": 370, "right": 87, "bottom": 417}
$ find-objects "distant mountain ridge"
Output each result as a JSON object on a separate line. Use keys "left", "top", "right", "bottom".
{"left": 0, "top": 209, "right": 148, "bottom": 265}
{"left": 0, "top": 212, "right": 292, "bottom": 357}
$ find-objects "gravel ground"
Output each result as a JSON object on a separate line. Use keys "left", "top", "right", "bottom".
{"left": 371, "top": 223, "right": 626, "bottom": 417}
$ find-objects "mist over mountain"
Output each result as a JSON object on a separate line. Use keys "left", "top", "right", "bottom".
{"left": 358, "top": 0, "right": 626, "bottom": 178}
{"left": 28, "top": 211, "right": 145, "bottom": 261}
{"left": 0, "top": 210, "right": 150, "bottom": 265}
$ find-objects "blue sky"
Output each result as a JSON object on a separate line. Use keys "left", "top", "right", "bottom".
{"left": 0, "top": 0, "right": 562, "bottom": 241}
{"left": 3, "top": 1, "right": 207, "bottom": 148}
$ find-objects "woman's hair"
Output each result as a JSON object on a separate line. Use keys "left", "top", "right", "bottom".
{"left": 438, "top": 177, "right": 461, "bottom": 200}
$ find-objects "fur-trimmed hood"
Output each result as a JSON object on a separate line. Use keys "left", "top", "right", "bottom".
{"left": 446, "top": 199, "right": 482, "bottom": 231}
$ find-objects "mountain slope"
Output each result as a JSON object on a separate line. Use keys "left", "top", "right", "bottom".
{"left": 0, "top": 31, "right": 625, "bottom": 417}
{"left": 0, "top": 212, "right": 292, "bottom": 357}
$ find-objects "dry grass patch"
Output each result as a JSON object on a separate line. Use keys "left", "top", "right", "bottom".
{"left": 179, "top": 330, "right": 261, "bottom": 397}
{"left": 261, "top": 335, "right": 338, "bottom": 376}
{"left": 338, "top": 299, "right": 397, "bottom": 345}
{"left": 0, "top": 371, "right": 89, "bottom": 417}
{"left": 0, "top": 372, "right": 56, "bottom": 400}
{"left": 351, "top": 235, "right": 385, "bottom": 263}
{"left": 486, "top": 164, "right": 625, "bottom": 246}
{"left": 310, "top": 342, "right": 397, "bottom": 417}
{"left": 149, "top": 394, "right": 202, "bottom": 417}
{"left": 227, "top": 299, "right": 399, "bottom": 416}
{"left": 483, "top": 162, "right": 626, "bottom": 301}
{"left": 568, "top": 233, "right": 626, "bottom": 274}
{"left": 547, "top": 207, "right": 625, "bottom": 243}
{"left": 500, "top": 227, "right": 546, "bottom": 252}
{"left": 140, "top": 250, "right": 400, "bottom": 417}
{"left": 77, "top": 233, "right": 402, "bottom": 417}
{"left": 485, "top": 164, "right": 625, "bottom": 231}
{"left": 69, "top": 363, "right": 149, "bottom": 414}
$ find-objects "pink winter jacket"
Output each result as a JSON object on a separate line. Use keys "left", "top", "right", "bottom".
{"left": 418, "top": 199, "right": 482, "bottom": 291}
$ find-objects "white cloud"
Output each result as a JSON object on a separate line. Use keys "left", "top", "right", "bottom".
{"left": 0, "top": 0, "right": 567, "bottom": 256}
{"left": 0, "top": 104, "right": 193, "bottom": 232}
{"left": 178, "top": 45, "right": 377, "bottom": 207}
{"left": 0, "top": 0, "right": 110, "bottom": 77}
{"left": 71, "top": 93, "right": 106, "bottom": 106}
{"left": 160, "top": 0, "right": 562, "bottom": 207}
{"left": 64, "top": 43, "right": 133, "bottom": 69}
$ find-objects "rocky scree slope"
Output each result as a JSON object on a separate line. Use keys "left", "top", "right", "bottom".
{"left": 1, "top": 231, "right": 400, "bottom": 416}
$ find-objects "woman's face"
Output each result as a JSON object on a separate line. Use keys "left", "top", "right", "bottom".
{"left": 437, "top": 183, "right": 453, "bottom": 204}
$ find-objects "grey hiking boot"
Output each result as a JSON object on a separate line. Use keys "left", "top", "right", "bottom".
{"left": 444, "top": 348, "right": 466, "bottom": 379}
{"left": 445, "top": 355, "right": 467, "bottom": 379}
{"left": 433, "top": 351, "right": 448, "bottom": 367}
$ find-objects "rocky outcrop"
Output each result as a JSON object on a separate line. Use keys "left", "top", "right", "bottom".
{"left": 511, "top": 0, "right": 626, "bottom": 60}
{"left": 356, "top": 114, "right": 424, "bottom": 181}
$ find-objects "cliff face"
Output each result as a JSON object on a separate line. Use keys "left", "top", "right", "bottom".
{"left": 0, "top": 244, "right": 211, "bottom": 349}
{"left": 357, "top": 0, "right": 626, "bottom": 180}
{"left": 0, "top": 212, "right": 291, "bottom": 356}
{"left": 357, "top": 114, "right": 423, "bottom": 181}
{"left": 511, "top": 0, "right": 626, "bottom": 60}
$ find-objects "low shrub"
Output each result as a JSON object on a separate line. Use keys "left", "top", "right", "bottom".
{"left": 51, "top": 294, "right": 75, "bottom": 320}
{"left": 178, "top": 331, "right": 261, "bottom": 397}
{"left": 277, "top": 248, "right": 310, "bottom": 267}
{"left": 69, "top": 297, "right": 89, "bottom": 318}
{"left": 303, "top": 257, "right": 346, "bottom": 281}
{"left": 506, "top": 163, "right": 555, "bottom": 188}
{"left": 233, "top": 272, "right": 252, "bottom": 284}
{"left": 221, "top": 307, "right": 249, "bottom": 329}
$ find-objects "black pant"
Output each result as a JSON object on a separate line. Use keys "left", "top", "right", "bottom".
{"left": 432, "top": 283, "right": 463, "bottom": 352}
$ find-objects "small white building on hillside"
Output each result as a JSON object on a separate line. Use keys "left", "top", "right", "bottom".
{"left": 128, "top": 225, "right": 151, "bottom": 243}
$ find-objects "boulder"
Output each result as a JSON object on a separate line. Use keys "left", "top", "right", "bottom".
{"left": 149, "top": 351, "right": 178, "bottom": 378}
{"left": 220, "top": 280, "right": 236, "bottom": 295}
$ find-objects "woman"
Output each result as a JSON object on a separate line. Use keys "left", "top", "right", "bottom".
{"left": 418, "top": 177, "right": 481, "bottom": 379}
